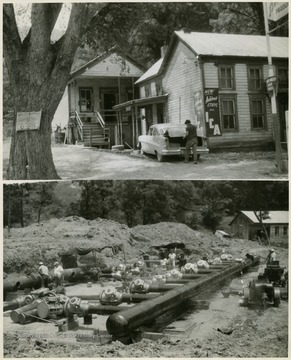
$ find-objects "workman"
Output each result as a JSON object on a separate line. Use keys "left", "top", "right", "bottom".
{"left": 266, "top": 248, "right": 277, "bottom": 265}
{"left": 38, "top": 261, "right": 49, "bottom": 288}
{"left": 53, "top": 261, "right": 64, "bottom": 287}
{"left": 168, "top": 248, "right": 177, "bottom": 269}
{"left": 183, "top": 119, "right": 198, "bottom": 164}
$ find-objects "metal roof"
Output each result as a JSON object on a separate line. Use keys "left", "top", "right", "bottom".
{"left": 135, "top": 58, "right": 163, "bottom": 84}
{"left": 175, "top": 31, "right": 289, "bottom": 58}
{"left": 240, "top": 211, "right": 289, "bottom": 224}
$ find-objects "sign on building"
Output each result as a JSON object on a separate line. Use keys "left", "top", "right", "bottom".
{"left": 267, "top": 2, "right": 288, "bottom": 22}
{"left": 16, "top": 111, "right": 42, "bottom": 131}
{"left": 204, "top": 88, "right": 221, "bottom": 137}
{"left": 194, "top": 90, "right": 206, "bottom": 137}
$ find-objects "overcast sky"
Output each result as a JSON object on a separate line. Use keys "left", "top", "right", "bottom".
{"left": 14, "top": 3, "right": 71, "bottom": 41}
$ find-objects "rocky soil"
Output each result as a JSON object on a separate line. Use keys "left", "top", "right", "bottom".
{"left": 3, "top": 217, "right": 289, "bottom": 357}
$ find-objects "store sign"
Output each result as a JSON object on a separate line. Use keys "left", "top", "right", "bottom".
{"left": 204, "top": 88, "right": 221, "bottom": 137}
{"left": 16, "top": 111, "right": 42, "bottom": 131}
{"left": 194, "top": 90, "right": 205, "bottom": 137}
{"left": 267, "top": 2, "right": 288, "bottom": 22}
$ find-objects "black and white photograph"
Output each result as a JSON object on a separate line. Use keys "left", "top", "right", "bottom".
{"left": 3, "top": 2, "right": 288, "bottom": 180}
{"left": 3, "top": 180, "right": 289, "bottom": 357}
{"left": 2, "top": 1, "right": 289, "bottom": 359}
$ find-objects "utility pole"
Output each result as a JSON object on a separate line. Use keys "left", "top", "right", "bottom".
{"left": 263, "top": 2, "right": 283, "bottom": 173}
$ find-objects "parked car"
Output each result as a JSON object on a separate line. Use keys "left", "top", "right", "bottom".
{"left": 138, "top": 123, "right": 209, "bottom": 162}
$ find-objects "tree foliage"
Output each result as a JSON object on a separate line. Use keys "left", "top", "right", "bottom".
{"left": 4, "top": 181, "right": 288, "bottom": 234}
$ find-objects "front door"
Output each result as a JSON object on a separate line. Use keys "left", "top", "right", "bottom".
{"left": 79, "top": 88, "right": 93, "bottom": 112}
{"left": 100, "top": 89, "right": 118, "bottom": 122}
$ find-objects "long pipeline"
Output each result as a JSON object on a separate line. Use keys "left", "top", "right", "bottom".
{"left": 106, "top": 256, "right": 259, "bottom": 337}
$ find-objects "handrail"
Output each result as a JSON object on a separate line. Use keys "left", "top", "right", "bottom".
{"left": 75, "top": 111, "right": 83, "bottom": 141}
{"left": 95, "top": 111, "right": 105, "bottom": 128}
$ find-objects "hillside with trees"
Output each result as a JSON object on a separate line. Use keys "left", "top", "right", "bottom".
{"left": 4, "top": 181, "right": 288, "bottom": 231}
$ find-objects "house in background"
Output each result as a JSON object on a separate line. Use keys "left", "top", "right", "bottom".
{"left": 53, "top": 48, "right": 145, "bottom": 147}
{"left": 115, "top": 31, "right": 288, "bottom": 151}
{"left": 229, "top": 211, "right": 289, "bottom": 241}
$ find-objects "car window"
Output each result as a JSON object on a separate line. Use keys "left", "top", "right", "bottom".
{"left": 152, "top": 128, "right": 159, "bottom": 136}
{"left": 148, "top": 128, "right": 153, "bottom": 136}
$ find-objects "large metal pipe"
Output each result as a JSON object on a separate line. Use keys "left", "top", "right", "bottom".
{"left": 3, "top": 295, "right": 33, "bottom": 312}
{"left": 106, "top": 256, "right": 259, "bottom": 337}
{"left": 10, "top": 299, "right": 43, "bottom": 323}
{"left": 4, "top": 274, "right": 42, "bottom": 294}
{"left": 86, "top": 304, "right": 130, "bottom": 315}
{"left": 147, "top": 283, "right": 182, "bottom": 292}
{"left": 68, "top": 293, "right": 160, "bottom": 303}
{"left": 18, "top": 309, "right": 39, "bottom": 325}
{"left": 63, "top": 268, "right": 84, "bottom": 281}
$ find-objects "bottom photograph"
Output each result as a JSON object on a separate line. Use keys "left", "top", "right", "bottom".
{"left": 3, "top": 180, "right": 288, "bottom": 358}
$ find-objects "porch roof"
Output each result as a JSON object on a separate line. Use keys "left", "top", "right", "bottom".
{"left": 113, "top": 94, "right": 168, "bottom": 111}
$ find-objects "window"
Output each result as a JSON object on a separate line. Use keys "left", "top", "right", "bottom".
{"left": 274, "top": 226, "right": 279, "bottom": 236}
{"left": 219, "top": 66, "right": 234, "bottom": 89}
{"left": 283, "top": 226, "right": 288, "bottom": 236}
{"left": 278, "top": 68, "right": 288, "bottom": 88}
{"left": 145, "top": 84, "right": 151, "bottom": 97}
{"left": 250, "top": 97, "right": 266, "bottom": 129}
{"left": 249, "top": 67, "right": 263, "bottom": 90}
{"left": 155, "top": 81, "right": 163, "bottom": 96}
{"left": 221, "top": 97, "right": 237, "bottom": 130}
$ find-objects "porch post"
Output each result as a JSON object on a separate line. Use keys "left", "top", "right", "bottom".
{"left": 132, "top": 106, "right": 135, "bottom": 149}
{"left": 135, "top": 104, "right": 139, "bottom": 144}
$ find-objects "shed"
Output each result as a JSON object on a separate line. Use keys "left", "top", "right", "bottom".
{"left": 229, "top": 210, "right": 289, "bottom": 240}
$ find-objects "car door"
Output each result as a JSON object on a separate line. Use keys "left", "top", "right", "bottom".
{"left": 151, "top": 127, "right": 161, "bottom": 154}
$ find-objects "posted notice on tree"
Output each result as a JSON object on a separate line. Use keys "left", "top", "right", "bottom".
{"left": 16, "top": 111, "right": 42, "bottom": 131}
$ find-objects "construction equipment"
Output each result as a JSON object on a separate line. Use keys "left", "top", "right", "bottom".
{"left": 241, "top": 261, "right": 286, "bottom": 309}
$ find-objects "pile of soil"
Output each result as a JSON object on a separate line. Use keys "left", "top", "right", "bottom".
{"left": 4, "top": 217, "right": 288, "bottom": 274}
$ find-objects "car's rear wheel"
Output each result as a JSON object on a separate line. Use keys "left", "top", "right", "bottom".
{"left": 156, "top": 152, "right": 164, "bottom": 162}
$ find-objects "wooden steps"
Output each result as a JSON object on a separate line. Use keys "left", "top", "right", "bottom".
{"left": 82, "top": 124, "right": 110, "bottom": 148}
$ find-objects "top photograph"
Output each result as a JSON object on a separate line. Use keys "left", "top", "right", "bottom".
{"left": 3, "top": 2, "right": 289, "bottom": 181}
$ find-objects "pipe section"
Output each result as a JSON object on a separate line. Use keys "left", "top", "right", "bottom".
{"left": 106, "top": 256, "right": 259, "bottom": 337}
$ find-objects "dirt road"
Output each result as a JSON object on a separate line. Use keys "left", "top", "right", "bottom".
{"left": 3, "top": 139, "right": 287, "bottom": 180}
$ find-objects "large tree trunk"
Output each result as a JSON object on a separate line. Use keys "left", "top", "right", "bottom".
{"left": 4, "top": 3, "right": 106, "bottom": 180}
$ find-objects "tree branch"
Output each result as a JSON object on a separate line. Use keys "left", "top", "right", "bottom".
{"left": 30, "top": 3, "right": 62, "bottom": 54}
{"left": 3, "top": 4, "right": 22, "bottom": 61}
{"left": 229, "top": 8, "right": 258, "bottom": 24}
{"left": 50, "top": 3, "right": 107, "bottom": 84}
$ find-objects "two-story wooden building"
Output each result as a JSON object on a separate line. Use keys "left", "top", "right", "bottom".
{"left": 115, "top": 31, "right": 288, "bottom": 151}
{"left": 54, "top": 48, "right": 145, "bottom": 147}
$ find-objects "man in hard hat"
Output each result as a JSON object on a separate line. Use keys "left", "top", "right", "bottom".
{"left": 38, "top": 261, "right": 49, "bottom": 288}
{"left": 266, "top": 248, "right": 277, "bottom": 265}
{"left": 53, "top": 261, "right": 64, "bottom": 287}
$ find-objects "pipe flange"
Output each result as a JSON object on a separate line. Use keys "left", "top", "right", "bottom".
{"left": 129, "top": 279, "right": 149, "bottom": 294}
{"left": 99, "top": 286, "right": 123, "bottom": 305}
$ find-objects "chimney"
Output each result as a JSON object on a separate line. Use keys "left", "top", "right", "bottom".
{"left": 160, "top": 44, "right": 168, "bottom": 58}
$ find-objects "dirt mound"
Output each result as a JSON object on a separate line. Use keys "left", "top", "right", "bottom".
{"left": 4, "top": 217, "right": 288, "bottom": 275}
{"left": 4, "top": 217, "right": 132, "bottom": 273}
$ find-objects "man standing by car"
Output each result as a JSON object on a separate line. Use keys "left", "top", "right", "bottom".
{"left": 183, "top": 119, "right": 198, "bottom": 164}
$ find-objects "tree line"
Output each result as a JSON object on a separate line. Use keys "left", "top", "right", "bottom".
{"left": 4, "top": 181, "right": 288, "bottom": 232}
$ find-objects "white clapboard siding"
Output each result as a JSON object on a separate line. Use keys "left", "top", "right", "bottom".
{"left": 163, "top": 41, "right": 203, "bottom": 124}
